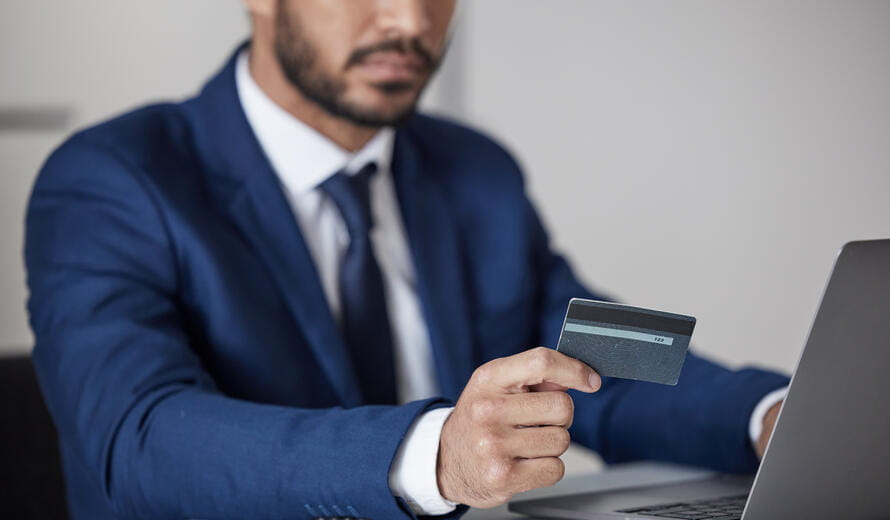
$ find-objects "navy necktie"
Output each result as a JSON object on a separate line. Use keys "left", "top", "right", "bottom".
{"left": 320, "top": 163, "right": 398, "bottom": 405}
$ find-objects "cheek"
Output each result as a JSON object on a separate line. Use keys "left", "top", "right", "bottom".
{"left": 306, "top": 33, "right": 353, "bottom": 75}
{"left": 295, "top": 8, "right": 360, "bottom": 73}
{"left": 426, "top": 1, "right": 457, "bottom": 47}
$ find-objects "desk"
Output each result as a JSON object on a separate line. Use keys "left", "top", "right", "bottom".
{"left": 464, "top": 462, "right": 716, "bottom": 519}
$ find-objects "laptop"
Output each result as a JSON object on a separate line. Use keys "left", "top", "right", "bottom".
{"left": 510, "top": 239, "right": 890, "bottom": 519}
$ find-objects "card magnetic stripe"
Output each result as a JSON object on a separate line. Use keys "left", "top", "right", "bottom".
{"left": 565, "top": 304, "right": 695, "bottom": 336}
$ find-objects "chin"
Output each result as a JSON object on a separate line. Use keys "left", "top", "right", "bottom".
{"left": 368, "top": 105, "right": 418, "bottom": 126}
{"left": 345, "top": 92, "right": 421, "bottom": 124}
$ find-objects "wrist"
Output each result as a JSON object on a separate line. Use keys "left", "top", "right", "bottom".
{"left": 389, "top": 407, "right": 458, "bottom": 515}
{"left": 748, "top": 387, "right": 788, "bottom": 447}
{"left": 436, "top": 410, "right": 459, "bottom": 504}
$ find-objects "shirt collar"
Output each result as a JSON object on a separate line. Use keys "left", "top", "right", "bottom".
{"left": 235, "top": 49, "right": 394, "bottom": 195}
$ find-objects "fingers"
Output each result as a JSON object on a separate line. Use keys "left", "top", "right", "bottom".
{"left": 470, "top": 456, "right": 566, "bottom": 506}
{"left": 500, "top": 391, "right": 575, "bottom": 428}
{"left": 474, "top": 347, "right": 601, "bottom": 394}
{"left": 507, "top": 426, "right": 572, "bottom": 459}
{"left": 511, "top": 457, "right": 566, "bottom": 493}
{"left": 440, "top": 348, "right": 597, "bottom": 508}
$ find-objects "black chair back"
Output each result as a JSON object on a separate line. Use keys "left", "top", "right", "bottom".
{"left": 0, "top": 355, "right": 69, "bottom": 518}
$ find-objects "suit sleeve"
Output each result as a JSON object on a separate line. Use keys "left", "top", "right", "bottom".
{"left": 25, "top": 135, "right": 445, "bottom": 520}
{"left": 522, "top": 180, "right": 790, "bottom": 473}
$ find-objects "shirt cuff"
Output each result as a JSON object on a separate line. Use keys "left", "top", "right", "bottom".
{"left": 389, "top": 406, "right": 458, "bottom": 516}
{"left": 748, "top": 387, "right": 788, "bottom": 447}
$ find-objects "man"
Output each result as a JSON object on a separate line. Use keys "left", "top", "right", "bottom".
{"left": 25, "top": 1, "right": 788, "bottom": 519}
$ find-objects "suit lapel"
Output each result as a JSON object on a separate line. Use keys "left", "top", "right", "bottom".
{"left": 227, "top": 176, "right": 363, "bottom": 408}
{"left": 184, "top": 47, "right": 362, "bottom": 407}
{"left": 391, "top": 130, "right": 476, "bottom": 400}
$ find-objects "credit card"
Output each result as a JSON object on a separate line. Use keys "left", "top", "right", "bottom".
{"left": 556, "top": 298, "right": 696, "bottom": 385}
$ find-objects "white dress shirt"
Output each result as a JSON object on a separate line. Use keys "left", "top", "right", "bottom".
{"left": 235, "top": 50, "right": 785, "bottom": 516}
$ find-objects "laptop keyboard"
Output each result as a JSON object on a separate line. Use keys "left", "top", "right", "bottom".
{"left": 616, "top": 493, "right": 748, "bottom": 519}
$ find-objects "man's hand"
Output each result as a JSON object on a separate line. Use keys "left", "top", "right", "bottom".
{"left": 436, "top": 347, "right": 601, "bottom": 508}
{"left": 755, "top": 400, "right": 783, "bottom": 459}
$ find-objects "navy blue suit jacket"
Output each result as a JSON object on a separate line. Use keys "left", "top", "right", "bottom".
{"left": 25, "top": 49, "right": 789, "bottom": 520}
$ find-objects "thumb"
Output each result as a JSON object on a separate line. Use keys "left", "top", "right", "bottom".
{"left": 528, "top": 381, "right": 571, "bottom": 392}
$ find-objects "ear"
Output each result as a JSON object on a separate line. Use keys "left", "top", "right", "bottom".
{"left": 242, "top": 0, "right": 275, "bottom": 18}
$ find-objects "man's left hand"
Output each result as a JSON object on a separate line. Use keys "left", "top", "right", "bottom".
{"left": 755, "top": 400, "right": 783, "bottom": 459}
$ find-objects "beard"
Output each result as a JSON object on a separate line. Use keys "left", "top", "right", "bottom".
{"left": 273, "top": 1, "right": 442, "bottom": 128}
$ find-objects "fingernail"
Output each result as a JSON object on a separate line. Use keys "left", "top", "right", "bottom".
{"left": 588, "top": 372, "right": 601, "bottom": 391}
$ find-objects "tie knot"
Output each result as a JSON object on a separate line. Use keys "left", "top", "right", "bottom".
{"left": 320, "top": 162, "right": 379, "bottom": 237}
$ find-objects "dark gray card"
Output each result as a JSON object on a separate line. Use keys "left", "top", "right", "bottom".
{"left": 556, "top": 298, "right": 696, "bottom": 385}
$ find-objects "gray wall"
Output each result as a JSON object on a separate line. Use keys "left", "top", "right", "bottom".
{"left": 446, "top": 0, "right": 890, "bottom": 373}
{"left": 3, "top": 1, "right": 889, "bottom": 381}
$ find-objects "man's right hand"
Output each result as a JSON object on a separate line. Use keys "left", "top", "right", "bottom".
{"left": 436, "top": 347, "right": 602, "bottom": 508}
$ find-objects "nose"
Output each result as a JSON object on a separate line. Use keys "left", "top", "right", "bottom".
{"left": 376, "top": 0, "right": 431, "bottom": 39}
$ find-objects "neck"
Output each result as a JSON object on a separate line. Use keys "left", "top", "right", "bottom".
{"left": 247, "top": 43, "right": 378, "bottom": 152}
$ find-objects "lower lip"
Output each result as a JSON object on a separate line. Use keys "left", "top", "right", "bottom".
{"left": 355, "top": 59, "right": 424, "bottom": 83}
